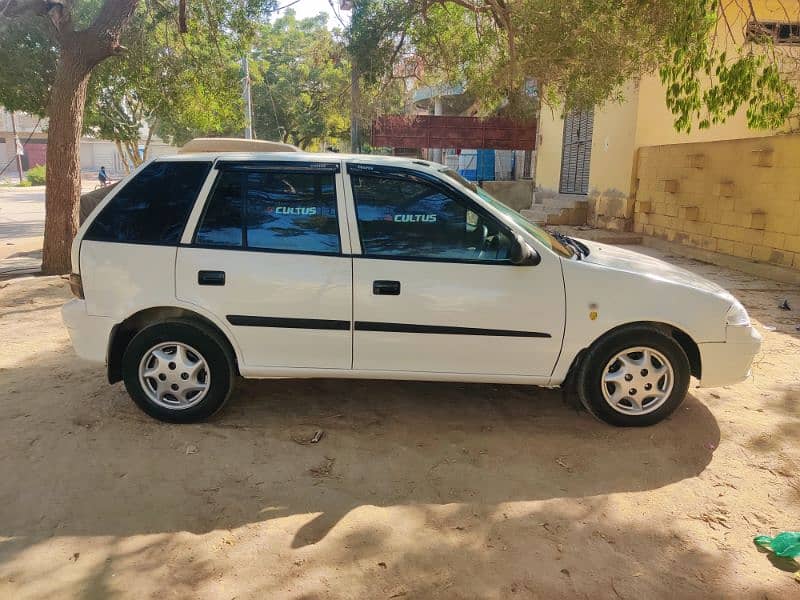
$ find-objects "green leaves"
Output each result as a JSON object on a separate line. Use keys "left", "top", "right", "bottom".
{"left": 1, "top": 0, "right": 276, "bottom": 145}
{"left": 0, "top": 16, "right": 57, "bottom": 115}
{"left": 659, "top": 0, "right": 796, "bottom": 132}
{"left": 251, "top": 10, "right": 350, "bottom": 149}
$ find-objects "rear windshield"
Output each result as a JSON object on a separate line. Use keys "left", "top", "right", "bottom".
{"left": 85, "top": 161, "right": 211, "bottom": 245}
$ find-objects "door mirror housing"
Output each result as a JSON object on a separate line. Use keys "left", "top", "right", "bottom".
{"left": 509, "top": 234, "right": 541, "bottom": 266}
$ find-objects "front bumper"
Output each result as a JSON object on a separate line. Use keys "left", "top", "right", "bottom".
{"left": 62, "top": 299, "right": 116, "bottom": 364}
{"left": 697, "top": 325, "right": 762, "bottom": 388}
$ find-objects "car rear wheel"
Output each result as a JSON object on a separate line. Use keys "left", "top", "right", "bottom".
{"left": 122, "top": 321, "right": 235, "bottom": 423}
{"left": 576, "top": 326, "right": 690, "bottom": 427}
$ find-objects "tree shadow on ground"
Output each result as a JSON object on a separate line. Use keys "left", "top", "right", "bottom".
{"left": 0, "top": 342, "right": 721, "bottom": 565}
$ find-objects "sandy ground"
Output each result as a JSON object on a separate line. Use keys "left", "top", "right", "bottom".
{"left": 0, "top": 247, "right": 798, "bottom": 599}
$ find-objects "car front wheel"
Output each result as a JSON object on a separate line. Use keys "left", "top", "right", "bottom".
{"left": 576, "top": 325, "right": 691, "bottom": 427}
{"left": 122, "top": 320, "right": 235, "bottom": 423}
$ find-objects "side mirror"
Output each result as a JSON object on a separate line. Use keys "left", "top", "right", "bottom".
{"left": 509, "top": 234, "right": 541, "bottom": 266}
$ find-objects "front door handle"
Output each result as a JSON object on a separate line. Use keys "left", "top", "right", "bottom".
{"left": 198, "top": 270, "right": 226, "bottom": 286}
{"left": 373, "top": 280, "right": 401, "bottom": 295}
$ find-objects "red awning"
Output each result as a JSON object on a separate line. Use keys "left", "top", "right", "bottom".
{"left": 371, "top": 115, "right": 536, "bottom": 150}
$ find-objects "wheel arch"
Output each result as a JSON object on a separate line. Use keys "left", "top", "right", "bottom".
{"left": 563, "top": 320, "right": 701, "bottom": 386}
{"left": 107, "top": 306, "right": 240, "bottom": 384}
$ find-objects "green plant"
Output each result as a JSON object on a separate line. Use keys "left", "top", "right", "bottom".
{"left": 25, "top": 165, "right": 46, "bottom": 186}
{"left": 16, "top": 179, "right": 32, "bottom": 187}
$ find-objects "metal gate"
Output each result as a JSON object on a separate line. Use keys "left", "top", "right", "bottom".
{"left": 559, "top": 109, "right": 593, "bottom": 194}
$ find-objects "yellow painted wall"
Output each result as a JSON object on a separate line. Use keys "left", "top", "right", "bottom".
{"left": 635, "top": 0, "right": 793, "bottom": 146}
{"left": 534, "top": 105, "right": 565, "bottom": 192}
{"left": 633, "top": 135, "right": 800, "bottom": 270}
{"left": 535, "top": 82, "right": 640, "bottom": 196}
{"left": 589, "top": 81, "right": 641, "bottom": 195}
{"left": 534, "top": 0, "right": 794, "bottom": 215}
{"left": 632, "top": 74, "right": 777, "bottom": 149}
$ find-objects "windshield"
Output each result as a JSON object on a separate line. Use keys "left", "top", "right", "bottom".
{"left": 440, "top": 169, "right": 575, "bottom": 258}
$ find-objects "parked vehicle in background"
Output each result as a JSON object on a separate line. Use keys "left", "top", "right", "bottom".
{"left": 63, "top": 151, "right": 761, "bottom": 426}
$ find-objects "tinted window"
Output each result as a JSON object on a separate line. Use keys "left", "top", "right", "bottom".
{"left": 86, "top": 161, "right": 211, "bottom": 244}
{"left": 246, "top": 172, "right": 339, "bottom": 253}
{"left": 195, "top": 171, "right": 244, "bottom": 247}
{"left": 195, "top": 169, "right": 340, "bottom": 254}
{"left": 351, "top": 174, "right": 512, "bottom": 261}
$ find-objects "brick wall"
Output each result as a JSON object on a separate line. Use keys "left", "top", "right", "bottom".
{"left": 633, "top": 135, "right": 800, "bottom": 270}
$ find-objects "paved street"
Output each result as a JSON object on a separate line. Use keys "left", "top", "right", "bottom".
{"left": 0, "top": 186, "right": 45, "bottom": 277}
{"left": 0, "top": 183, "right": 95, "bottom": 277}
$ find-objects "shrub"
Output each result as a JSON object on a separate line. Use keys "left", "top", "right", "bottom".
{"left": 16, "top": 179, "right": 32, "bottom": 187}
{"left": 25, "top": 165, "right": 46, "bottom": 186}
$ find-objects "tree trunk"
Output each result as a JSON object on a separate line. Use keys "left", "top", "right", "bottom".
{"left": 142, "top": 121, "right": 155, "bottom": 162}
{"left": 115, "top": 139, "right": 131, "bottom": 175}
{"left": 41, "top": 49, "right": 92, "bottom": 275}
{"left": 38, "top": 0, "right": 140, "bottom": 274}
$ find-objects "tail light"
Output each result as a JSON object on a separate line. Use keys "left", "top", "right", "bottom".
{"left": 68, "top": 273, "right": 84, "bottom": 299}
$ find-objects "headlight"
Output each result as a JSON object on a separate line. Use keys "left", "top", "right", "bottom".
{"left": 726, "top": 299, "right": 750, "bottom": 326}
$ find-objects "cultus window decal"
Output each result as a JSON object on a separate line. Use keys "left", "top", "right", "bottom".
{"left": 391, "top": 214, "right": 438, "bottom": 223}
{"left": 271, "top": 206, "right": 318, "bottom": 216}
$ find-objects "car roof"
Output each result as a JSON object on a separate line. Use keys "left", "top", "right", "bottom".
{"left": 154, "top": 151, "right": 444, "bottom": 172}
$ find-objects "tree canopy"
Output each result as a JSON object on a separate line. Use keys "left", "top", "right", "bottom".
{"left": 250, "top": 10, "right": 350, "bottom": 150}
{"left": 407, "top": 0, "right": 798, "bottom": 131}
{"left": 0, "top": 0, "right": 273, "bottom": 161}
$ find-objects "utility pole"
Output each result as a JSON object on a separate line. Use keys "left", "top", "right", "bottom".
{"left": 9, "top": 111, "right": 24, "bottom": 183}
{"left": 339, "top": 0, "right": 359, "bottom": 153}
{"left": 350, "top": 63, "right": 361, "bottom": 153}
{"left": 241, "top": 56, "right": 254, "bottom": 139}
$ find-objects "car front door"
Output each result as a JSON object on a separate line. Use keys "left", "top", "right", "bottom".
{"left": 176, "top": 160, "right": 352, "bottom": 370}
{"left": 346, "top": 164, "right": 566, "bottom": 378}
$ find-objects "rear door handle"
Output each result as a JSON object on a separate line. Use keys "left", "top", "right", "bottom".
{"left": 373, "top": 280, "right": 401, "bottom": 295}
{"left": 198, "top": 270, "right": 226, "bottom": 286}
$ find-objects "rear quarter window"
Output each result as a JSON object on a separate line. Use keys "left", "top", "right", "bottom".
{"left": 85, "top": 161, "right": 211, "bottom": 244}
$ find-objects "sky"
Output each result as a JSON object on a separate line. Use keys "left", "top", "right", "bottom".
{"left": 274, "top": 0, "right": 349, "bottom": 28}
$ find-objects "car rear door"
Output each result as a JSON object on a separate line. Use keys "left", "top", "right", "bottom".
{"left": 176, "top": 159, "right": 352, "bottom": 371}
{"left": 345, "top": 163, "right": 565, "bottom": 377}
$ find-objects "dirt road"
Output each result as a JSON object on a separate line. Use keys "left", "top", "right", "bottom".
{"left": 0, "top": 247, "right": 798, "bottom": 599}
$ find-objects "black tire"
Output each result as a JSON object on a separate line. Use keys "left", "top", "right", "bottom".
{"left": 576, "top": 325, "right": 690, "bottom": 427}
{"left": 122, "top": 320, "right": 235, "bottom": 423}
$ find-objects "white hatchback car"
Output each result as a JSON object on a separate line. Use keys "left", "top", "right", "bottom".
{"left": 63, "top": 153, "right": 762, "bottom": 426}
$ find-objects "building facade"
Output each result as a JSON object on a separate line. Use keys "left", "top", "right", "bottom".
{"left": 0, "top": 108, "right": 178, "bottom": 180}
{"left": 534, "top": 0, "right": 797, "bottom": 232}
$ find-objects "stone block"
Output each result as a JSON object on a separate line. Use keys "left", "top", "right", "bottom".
{"left": 714, "top": 181, "right": 735, "bottom": 197}
{"left": 751, "top": 148, "right": 774, "bottom": 167}
{"left": 763, "top": 231, "right": 786, "bottom": 249}
{"left": 684, "top": 221, "right": 713, "bottom": 236}
{"left": 678, "top": 206, "right": 699, "bottom": 221}
{"left": 742, "top": 228, "right": 764, "bottom": 245}
{"left": 637, "top": 200, "right": 652, "bottom": 213}
{"left": 696, "top": 235, "right": 718, "bottom": 251}
{"left": 732, "top": 242, "right": 753, "bottom": 258}
{"left": 727, "top": 226, "right": 747, "bottom": 243}
{"left": 785, "top": 235, "right": 800, "bottom": 253}
{"left": 752, "top": 245, "right": 773, "bottom": 262}
{"left": 662, "top": 179, "right": 679, "bottom": 193}
{"left": 717, "top": 239, "right": 734, "bottom": 255}
{"left": 718, "top": 197, "right": 735, "bottom": 212}
{"left": 749, "top": 211, "right": 766, "bottom": 230}
{"left": 711, "top": 223, "right": 729, "bottom": 240}
{"left": 687, "top": 153, "right": 706, "bottom": 169}
{"left": 770, "top": 249, "right": 794, "bottom": 267}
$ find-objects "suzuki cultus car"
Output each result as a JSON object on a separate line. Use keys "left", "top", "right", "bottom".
{"left": 63, "top": 153, "right": 761, "bottom": 426}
